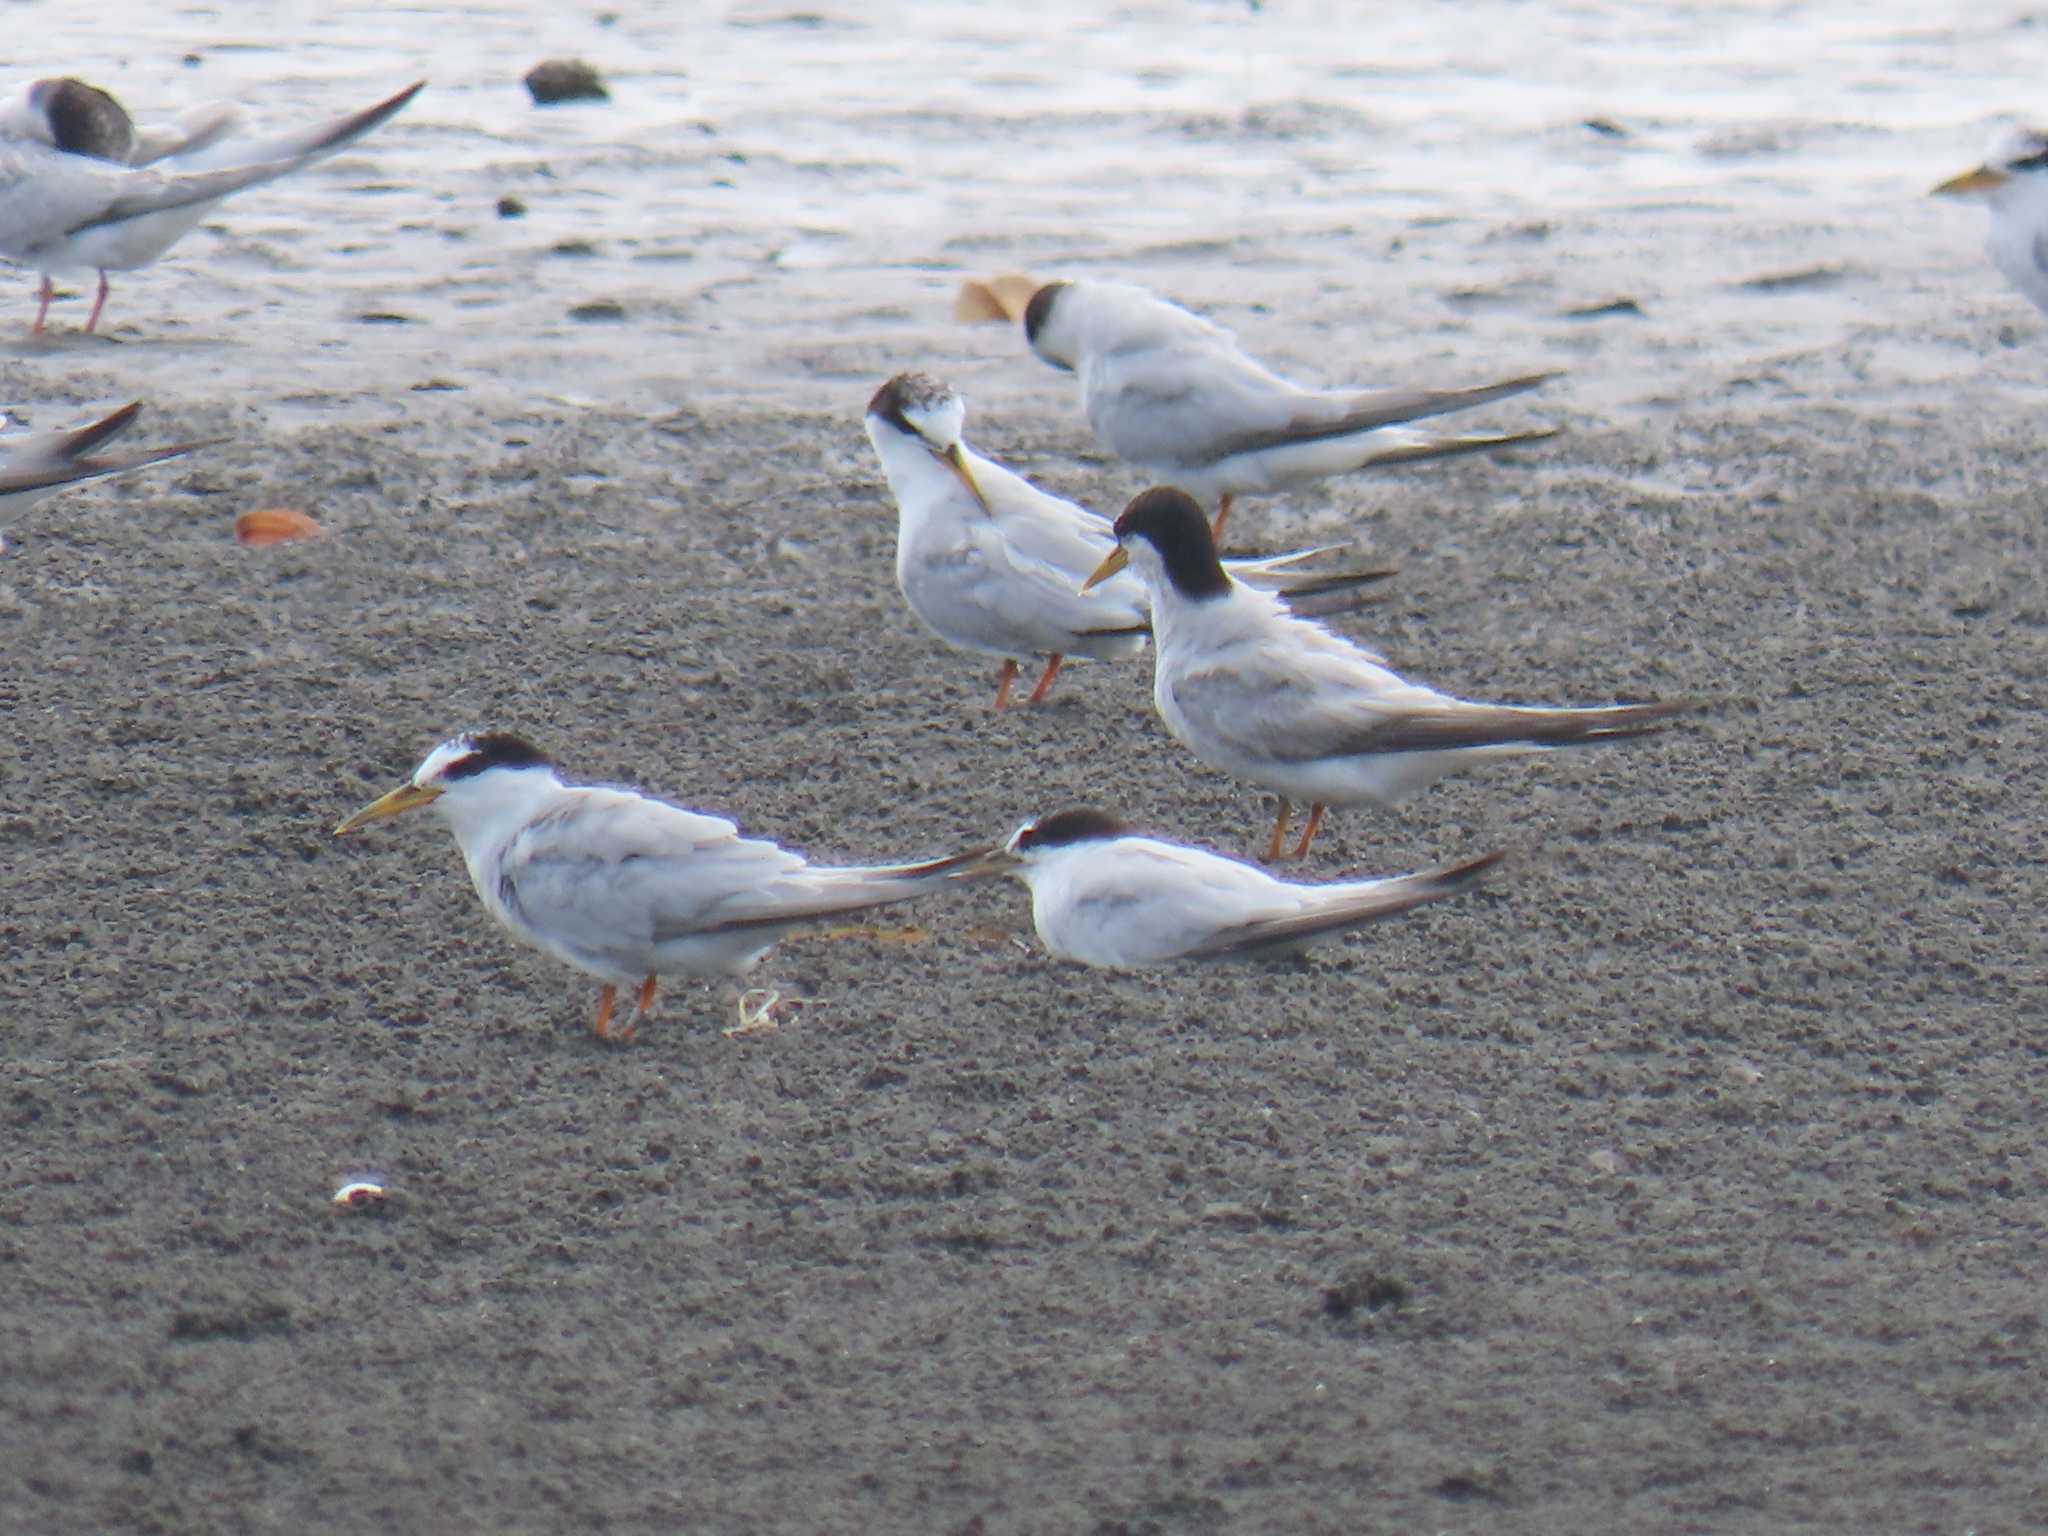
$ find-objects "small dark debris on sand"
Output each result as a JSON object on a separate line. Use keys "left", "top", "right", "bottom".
{"left": 524, "top": 59, "right": 609, "bottom": 105}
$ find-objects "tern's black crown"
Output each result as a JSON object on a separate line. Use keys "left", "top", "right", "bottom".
{"left": 867, "top": 372, "right": 948, "bottom": 436}
{"left": 1021, "top": 282, "right": 1070, "bottom": 356}
{"left": 1014, "top": 807, "right": 1131, "bottom": 852}
{"left": 34, "top": 78, "right": 135, "bottom": 162}
{"left": 1112, "top": 487, "right": 1232, "bottom": 600}
{"left": 443, "top": 733, "right": 552, "bottom": 780}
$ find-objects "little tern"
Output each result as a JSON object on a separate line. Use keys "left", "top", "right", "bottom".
{"left": 864, "top": 371, "right": 1394, "bottom": 709}
{"left": 334, "top": 732, "right": 996, "bottom": 1042}
{"left": 973, "top": 807, "right": 1505, "bottom": 968}
{"left": 0, "top": 76, "right": 423, "bottom": 332}
{"left": 1085, "top": 488, "right": 1687, "bottom": 861}
{"left": 1022, "top": 277, "right": 1557, "bottom": 536}
{"left": 1933, "top": 127, "right": 2048, "bottom": 316}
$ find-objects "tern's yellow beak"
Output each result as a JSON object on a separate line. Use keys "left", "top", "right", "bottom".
{"left": 333, "top": 782, "right": 442, "bottom": 836}
{"left": 1932, "top": 164, "right": 2009, "bottom": 197}
{"left": 941, "top": 443, "right": 991, "bottom": 514}
{"left": 1080, "top": 546, "right": 1128, "bottom": 592}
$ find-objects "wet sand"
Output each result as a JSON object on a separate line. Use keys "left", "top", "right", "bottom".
{"left": 6, "top": 12, "right": 2048, "bottom": 1531}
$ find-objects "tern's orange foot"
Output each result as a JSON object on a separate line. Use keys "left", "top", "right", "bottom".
{"left": 590, "top": 982, "right": 619, "bottom": 1040}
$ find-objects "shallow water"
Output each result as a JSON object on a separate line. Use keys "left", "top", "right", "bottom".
{"left": 4, "top": 0, "right": 2047, "bottom": 431}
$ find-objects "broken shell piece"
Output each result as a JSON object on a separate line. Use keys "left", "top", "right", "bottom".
{"left": 954, "top": 272, "right": 1040, "bottom": 324}
{"left": 331, "top": 1179, "right": 387, "bottom": 1208}
{"left": 235, "top": 507, "right": 324, "bottom": 546}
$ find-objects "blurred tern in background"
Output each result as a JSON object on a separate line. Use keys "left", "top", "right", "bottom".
{"left": 1023, "top": 277, "right": 1556, "bottom": 536}
{"left": 1933, "top": 127, "right": 2048, "bottom": 315}
{"left": 0, "top": 400, "right": 218, "bottom": 516}
{"left": 0, "top": 76, "right": 422, "bottom": 332}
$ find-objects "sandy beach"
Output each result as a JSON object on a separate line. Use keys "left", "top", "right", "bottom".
{"left": 5, "top": 4, "right": 2048, "bottom": 1531}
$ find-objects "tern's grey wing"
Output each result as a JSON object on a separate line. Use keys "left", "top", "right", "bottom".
{"left": 1197, "top": 372, "right": 1559, "bottom": 466}
{"left": 66, "top": 156, "right": 314, "bottom": 235}
{"left": 1165, "top": 623, "right": 1429, "bottom": 761}
{"left": 1182, "top": 850, "right": 1505, "bottom": 959}
{"left": 1174, "top": 649, "right": 1680, "bottom": 765}
{"left": 1084, "top": 340, "right": 1304, "bottom": 469}
{"left": 131, "top": 103, "right": 241, "bottom": 166}
{"left": 176, "top": 81, "right": 422, "bottom": 171}
{"left": 904, "top": 506, "right": 1147, "bottom": 657}
{"left": 0, "top": 146, "right": 155, "bottom": 256}
{"left": 1036, "top": 839, "right": 1302, "bottom": 965}
{"left": 495, "top": 792, "right": 782, "bottom": 973}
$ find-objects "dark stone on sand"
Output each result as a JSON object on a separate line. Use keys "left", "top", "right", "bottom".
{"left": 1322, "top": 1272, "right": 1410, "bottom": 1319}
{"left": 496, "top": 195, "right": 526, "bottom": 218}
{"left": 569, "top": 299, "right": 627, "bottom": 322}
{"left": 524, "top": 59, "right": 609, "bottom": 106}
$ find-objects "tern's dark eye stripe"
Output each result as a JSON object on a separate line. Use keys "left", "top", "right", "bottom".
{"left": 2010, "top": 149, "right": 2048, "bottom": 172}
{"left": 442, "top": 733, "right": 550, "bottom": 778}
{"left": 1016, "top": 807, "right": 1130, "bottom": 850}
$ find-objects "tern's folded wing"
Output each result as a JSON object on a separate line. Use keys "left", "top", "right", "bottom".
{"left": 1183, "top": 851, "right": 1504, "bottom": 959}
{"left": 1198, "top": 373, "right": 1558, "bottom": 466}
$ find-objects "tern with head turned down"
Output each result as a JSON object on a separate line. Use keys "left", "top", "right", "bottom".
{"left": 0, "top": 399, "right": 218, "bottom": 516}
{"left": 1022, "top": 277, "right": 1557, "bottom": 537}
{"left": 0, "top": 76, "right": 423, "bottom": 332}
{"left": 1933, "top": 127, "right": 2048, "bottom": 316}
{"left": 1085, "top": 488, "right": 1688, "bottom": 862}
{"left": 974, "top": 806, "right": 1505, "bottom": 969}
{"left": 863, "top": 371, "right": 1396, "bottom": 709}
{"left": 334, "top": 733, "right": 996, "bottom": 1042}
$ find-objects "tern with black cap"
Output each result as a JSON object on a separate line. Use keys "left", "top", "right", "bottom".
{"left": 0, "top": 76, "right": 423, "bottom": 332}
{"left": 972, "top": 807, "right": 1505, "bottom": 969}
{"left": 1085, "top": 488, "right": 1688, "bottom": 862}
{"left": 334, "top": 733, "right": 998, "bottom": 1042}
{"left": 1932, "top": 127, "right": 2048, "bottom": 316}
{"left": 863, "top": 370, "right": 1395, "bottom": 709}
{"left": 1022, "top": 277, "right": 1556, "bottom": 537}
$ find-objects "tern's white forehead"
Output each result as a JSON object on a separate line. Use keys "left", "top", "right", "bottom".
{"left": 870, "top": 372, "right": 967, "bottom": 450}
{"left": 415, "top": 737, "right": 482, "bottom": 784}
{"left": 904, "top": 388, "right": 965, "bottom": 450}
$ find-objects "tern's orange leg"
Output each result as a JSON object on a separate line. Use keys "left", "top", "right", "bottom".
{"left": 1264, "top": 799, "right": 1293, "bottom": 864}
{"left": 1026, "top": 654, "right": 1065, "bottom": 705}
{"left": 590, "top": 982, "right": 619, "bottom": 1039}
{"left": 32, "top": 275, "right": 53, "bottom": 334}
{"left": 83, "top": 272, "right": 110, "bottom": 334}
{"left": 1211, "top": 494, "right": 1234, "bottom": 541}
{"left": 1290, "top": 802, "right": 1328, "bottom": 860}
{"left": 992, "top": 658, "right": 1020, "bottom": 711}
{"left": 613, "top": 975, "right": 657, "bottom": 1042}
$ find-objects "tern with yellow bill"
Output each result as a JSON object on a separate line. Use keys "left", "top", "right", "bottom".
{"left": 334, "top": 732, "right": 996, "bottom": 1042}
